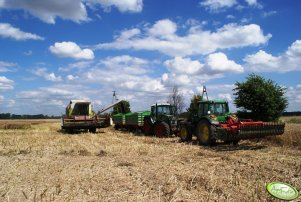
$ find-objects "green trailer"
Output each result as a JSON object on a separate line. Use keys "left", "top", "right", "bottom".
{"left": 113, "top": 111, "right": 151, "bottom": 130}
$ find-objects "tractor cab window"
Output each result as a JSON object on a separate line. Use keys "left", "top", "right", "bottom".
{"left": 210, "top": 103, "right": 229, "bottom": 115}
{"left": 152, "top": 105, "right": 172, "bottom": 115}
{"left": 199, "top": 102, "right": 229, "bottom": 116}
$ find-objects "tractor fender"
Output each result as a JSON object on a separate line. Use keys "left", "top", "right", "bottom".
{"left": 199, "top": 117, "right": 219, "bottom": 126}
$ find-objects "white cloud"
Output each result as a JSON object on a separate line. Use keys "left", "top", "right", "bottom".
{"left": 262, "top": 10, "right": 277, "bottom": 18}
{"left": 0, "top": 61, "right": 17, "bottom": 72}
{"left": 96, "top": 19, "right": 271, "bottom": 57}
{"left": 33, "top": 68, "right": 62, "bottom": 82}
{"left": 244, "top": 40, "right": 301, "bottom": 72}
{"left": 245, "top": 0, "right": 256, "bottom": 6}
{"left": 86, "top": 0, "right": 143, "bottom": 13}
{"left": 148, "top": 19, "right": 177, "bottom": 38}
{"left": 206, "top": 52, "right": 243, "bottom": 73}
{"left": 0, "top": 76, "right": 14, "bottom": 91}
{"left": 285, "top": 85, "right": 301, "bottom": 111}
{"left": 162, "top": 53, "right": 242, "bottom": 91}
{"left": 0, "top": 23, "right": 44, "bottom": 40}
{"left": 66, "top": 75, "right": 79, "bottom": 81}
{"left": 59, "top": 61, "right": 94, "bottom": 72}
{"left": 200, "top": 0, "right": 237, "bottom": 12}
{"left": 49, "top": 41, "right": 94, "bottom": 60}
{"left": 0, "top": 0, "right": 88, "bottom": 24}
{"left": 164, "top": 57, "right": 204, "bottom": 75}
{"left": 83, "top": 55, "right": 164, "bottom": 92}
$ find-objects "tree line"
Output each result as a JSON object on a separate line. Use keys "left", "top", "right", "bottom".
{"left": 0, "top": 113, "right": 60, "bottom": 119}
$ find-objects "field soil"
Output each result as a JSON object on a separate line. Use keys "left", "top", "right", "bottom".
{"left": 0, "top": 119, "right": 300, "bottom": 201}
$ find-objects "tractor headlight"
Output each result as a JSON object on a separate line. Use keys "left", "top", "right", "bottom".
{"left": 211, "top": 120, "right": 220, "bottom": 125}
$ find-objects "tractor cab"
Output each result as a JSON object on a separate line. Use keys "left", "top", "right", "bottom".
{"left": 151, "top": 103, "right": 175, "bottom": 116}
{"left": 198, "top": 100, "right": 230, "bottom": 123}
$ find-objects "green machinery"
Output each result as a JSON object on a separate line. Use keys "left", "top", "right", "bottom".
{"left": 179, "top": 88, "right": 285, "bottom": 145}
{"left": 113, "top": 103, "right": 178, "bottom": 137}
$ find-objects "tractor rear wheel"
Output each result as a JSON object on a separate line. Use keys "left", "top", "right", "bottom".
{"left": 179, "top": 124, "right": 192, "bottom": 141}
{"left": 143, "top": 118, "right": 153, "bottom": 136}
{"left": 154, "top": 122, "right": 170, "bottom": 138}
{"left": 196, "top": 120, "right": 215, "bottom": 146}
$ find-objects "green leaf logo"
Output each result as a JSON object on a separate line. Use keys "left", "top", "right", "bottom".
{"left": 267, "top": 182, "right": 299, "bottom": 201}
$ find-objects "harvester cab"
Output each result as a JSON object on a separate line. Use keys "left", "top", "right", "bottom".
{"left": 179, "top": 86, "right": 285, "bottom": 145}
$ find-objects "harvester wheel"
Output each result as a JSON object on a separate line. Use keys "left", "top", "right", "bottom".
{"left": 143, "top": 118, "right": 153, "bottom": 136}
{"left": 154, "top": 122, "right": 170, "bottom": 138}
{"left": 196, "top": 120, "right": 215, "bottom": 146}
{"left": 179, "top": 125, "right": 192, "bottom": 141}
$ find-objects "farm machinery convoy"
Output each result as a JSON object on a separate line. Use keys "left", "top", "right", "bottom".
{"left": 61, "top": 87, "right": 285, "bottom": 145}
{"left": 112, "top": 87, "right": 285, "bottom": 145}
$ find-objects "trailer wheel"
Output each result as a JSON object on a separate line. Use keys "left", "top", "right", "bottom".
{"left": 196, "top": 120, "right": 215, "bottom": 146}
{"left": 154, "top": 122, "right": 170, "bottom": 138}
{"left": 143, "top": 118, "right": 153, "bottom": 136}
{"left": 179, "top": 125, "right": 192, "bottom": 141}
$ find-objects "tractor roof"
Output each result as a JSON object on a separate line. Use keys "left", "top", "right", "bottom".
{"left": 70, "top": 100, "right": 91, "bottom": 104}
{"left": 151, "top": 103, "right": 172, "bottom": 107}
{"left": 199, "top": 100, "right": 228, "bottom": 104}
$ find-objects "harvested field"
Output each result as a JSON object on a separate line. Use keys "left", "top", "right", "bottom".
{"left": 0, "top": 119, "right": 300, "bottom": 201}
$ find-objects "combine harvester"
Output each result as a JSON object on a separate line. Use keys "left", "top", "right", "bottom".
{"left": 113, "top": 103, "right": 178, "bottom": 137}
{"left": 61, "top": 99, "right": 122, "bottom": 133}
{"left": 178, "top": 87, "right": 285, "bottom": 145}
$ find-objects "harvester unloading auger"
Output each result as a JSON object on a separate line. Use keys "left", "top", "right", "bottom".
{"left": 179, "top": 86, "right": 285, "bottom": 145}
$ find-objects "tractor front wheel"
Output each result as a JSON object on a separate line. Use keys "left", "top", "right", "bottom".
{"left": 179, "top": 125, "right": 192, "bottom": 142}
{"left": 89, "top": 128, "right": 96, "bottom": 133}
{"left": 196, "top": 120, "right": 215, "bottom": 146}
{"left": 154, "top": 122, "right": 170, "bottom": 138}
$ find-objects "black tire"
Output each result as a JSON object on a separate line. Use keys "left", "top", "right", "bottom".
{"left": 196, "top": 120, "right": 216, "bottom": 146}
{"left": 179, "top": 124, "right": 192, "bottom": 141}
{"left": 232, "top": 140, "right": 239, "bottom": 145}
{"left": 89, "top": 128, "right": 96, "bottom": 133}
{"left": 154, "top": 122, "right": 170, "bottom": 138}
{"left": 143, "top": 118, "right": 153, "bottom": 136}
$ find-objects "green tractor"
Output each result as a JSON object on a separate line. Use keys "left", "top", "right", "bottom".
{"left": 143, "top": 103, "right": 178, "bottom": 137}
{"left": 179, "top": 88, "right": 285, "bottom": 145}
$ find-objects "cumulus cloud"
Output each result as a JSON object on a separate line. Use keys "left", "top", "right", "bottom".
{"left": 0, "top": 23, "right": 44, "bottom": 40}
{"left": 86, "top": 0, "right": 143, "bottom": 13}
{"left": 244, "top": 40, "right": 301, "bottom": 72}
{"left": 206, "top": 52, "right": 243, "bottom": 73}
{"left": 96, "top": 19, "right": 271, "bottom": 57}
{"left": 200, "top": 0, "right": 237, "bottom": 12}
{"left": 49, "top": 41, "right": 94, "bottom": 60}
{"left": 0, "top": 76, "right": 14, "bottom": 91}
{"left": 33, "top": 68, "right": 62, "bottom": 82}
{"left": 84, "top": 55, "right": 164, "bottom": 92}
{"left": 162, "top": 53, "right": 243, "bottom": 87}
{"left": 0, "top": 61, "right": 17, "bottom": 72}
{"left": 0, "top": 0, "right": 88, "bottom": 24}
{"left": 164, "top": 57, "right": 204, "bottom": 75}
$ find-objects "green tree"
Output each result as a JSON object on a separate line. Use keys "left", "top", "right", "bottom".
{"left": 113, "top": 100, "right": 131, "bottom": 114}
{"left": 233, "top": 74, "right": 288, "bottom": 121}
{"left": 187, "top": 94, "right": 202, "bottom": 121}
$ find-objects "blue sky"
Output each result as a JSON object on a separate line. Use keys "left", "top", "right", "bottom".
{"left": 0, "top": 0, "right": 300, "bottom": 115}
